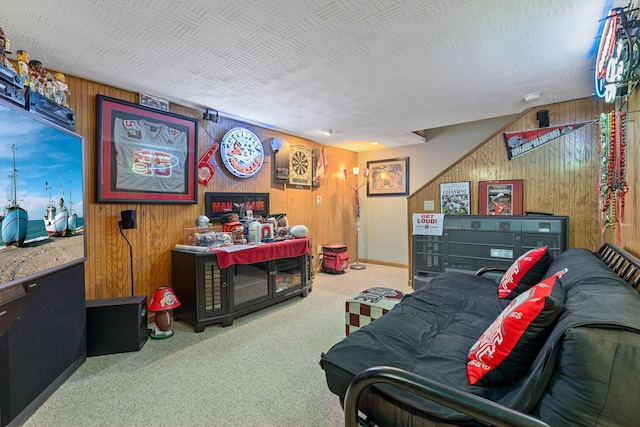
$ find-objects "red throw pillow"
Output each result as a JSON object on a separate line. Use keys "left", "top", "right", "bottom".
{"left": 468, "top": 269, "right": 567, "bottom": 386}
{"left": 498, "top": 246, "right": 552, "bottom": 300}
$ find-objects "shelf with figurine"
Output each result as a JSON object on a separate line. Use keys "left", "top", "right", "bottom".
{"left": 18, "top": 50, "right": 76, "bottom": 131}
{"left": 26, "top": 86, "right": 76, "bottom": 131}
{"left": 0, "top": 26, "right": 75, "bottom": 130}
{"left": 0, "top": 26, "right": 26, "bottom": 107}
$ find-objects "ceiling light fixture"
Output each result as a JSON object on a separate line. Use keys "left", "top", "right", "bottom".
{"left": 523, "top": 92, "right": 541, "bottom": 102}
{"left": 322, "top": 129, "right": 335, "bottom": 136}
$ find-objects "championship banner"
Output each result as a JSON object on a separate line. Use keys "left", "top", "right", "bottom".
{"left": 503, "top": 120, "right": 595, "bottom": 160}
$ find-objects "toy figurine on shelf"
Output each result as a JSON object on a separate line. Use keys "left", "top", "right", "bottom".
{"left": 53, "top": 72, "right": 70, "bottom": 107}
{"left": 28, "top": 59, "right": 46, "bottom": 94}
{"left": 0, "top": 26, "right": 11, "bottom": 70}
{"left": 45, "top": 71, "right": 57, "bottom": 101}
{"left": 16, "top": 50, "right": 30, "bottom": 86}
{"left": 0, "top": 26, "right": 5, "bottom": 58}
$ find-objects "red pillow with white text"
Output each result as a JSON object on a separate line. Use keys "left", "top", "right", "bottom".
{"left": 467, "top": 269, "right": 567, "bottom": 386}
{"left": 498, "top": 246, "right": 552, "bottom": 300}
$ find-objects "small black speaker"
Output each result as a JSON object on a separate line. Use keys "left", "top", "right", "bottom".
{"left": 86, "top": 296, "right": 149, "bottom": 357}
{"left": 120, "top": 209, "right": 137, "bottom": 230}
{"left": 536, "top": 110, "right": 549, "bottom": 128}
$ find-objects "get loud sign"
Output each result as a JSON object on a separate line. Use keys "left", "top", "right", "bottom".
{"left": 412, "top": 213, "right": 445, "bottom": 236}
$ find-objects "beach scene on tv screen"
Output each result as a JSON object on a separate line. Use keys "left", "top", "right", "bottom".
{"left": 0, "top": 102, "right": 84, "bottom": 285}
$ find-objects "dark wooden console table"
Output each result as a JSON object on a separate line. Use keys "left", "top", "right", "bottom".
{"left": 171, "top": 238, "right": 313, "bottom": 332}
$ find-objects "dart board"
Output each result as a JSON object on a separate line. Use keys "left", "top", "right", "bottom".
{"left": 289, "top": 145, "right": 312, "bottom": 186}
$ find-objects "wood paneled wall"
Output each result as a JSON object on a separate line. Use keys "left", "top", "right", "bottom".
{"left": 65, "top": 74, "right": 357, "bottom": 300}
{"left": 407, "top": 97, "right": 611, "bottom": 282}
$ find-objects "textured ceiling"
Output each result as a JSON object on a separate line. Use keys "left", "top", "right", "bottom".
{"left": 0, "top": 0, "right": 628, "bottom": 151}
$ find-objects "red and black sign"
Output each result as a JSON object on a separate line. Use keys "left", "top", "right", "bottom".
{"left": 503, "top": 121, "right": 594, "bottom": 160}
{"left": 204, "top": 192, "right": 270, "bottom": 221}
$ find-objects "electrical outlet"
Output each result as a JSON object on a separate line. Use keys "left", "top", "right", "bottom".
{"left": 316, "top": 195, "right": 322, "bottom": 206}
{"left": 317, "top": 245, "right": 323, "bottom": 255}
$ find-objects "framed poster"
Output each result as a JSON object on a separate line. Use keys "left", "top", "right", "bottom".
{"left": 440, "top": 181, "right": 470, "bottom": 214}
{"left": 366, "top": 157, "right": 409, "bottom": 196}
{"left": 205, "top": 192, "right": 270, "bottom": 222}
{"left": 478, "top": 180, "right": 523, "bottom": 215}
{"left": 96, "top": 95, "right": 198, "bottom": 203}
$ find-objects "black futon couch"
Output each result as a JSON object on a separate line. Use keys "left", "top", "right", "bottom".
{"left": 320, "top": 244, "right": 640, "bottom": 427}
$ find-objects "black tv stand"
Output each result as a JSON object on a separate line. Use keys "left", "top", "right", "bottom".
{"left": 171, "top": 239, "right": 313, "bottom": 332}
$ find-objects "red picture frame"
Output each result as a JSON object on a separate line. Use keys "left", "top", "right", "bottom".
{"left": 478, "top": 180, "right": 523, "bottom": 215}
{"left": 96, "top": 95, "right": 198, "bottom": 203}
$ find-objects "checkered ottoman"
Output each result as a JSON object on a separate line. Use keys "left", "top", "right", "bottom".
{"left": 345, "top": 287, "right": 406, "bottom": 335}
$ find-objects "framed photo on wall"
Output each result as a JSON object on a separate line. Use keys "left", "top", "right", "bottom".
{"left": 366, "top": 157, "right": 409, "bottom": 196}
{"left": 478, "top": 179, "right": 523, "bottom": 215}
{"left": 96, "top": 95, "right": 198, "bottom": 203}
{"left": 440, "top": 181, "right": 470, "bottom": 214}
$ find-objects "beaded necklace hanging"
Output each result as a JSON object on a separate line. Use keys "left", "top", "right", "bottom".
{"left": 599, "top": 112, "right": 614, "bottom": 229}
{"left": 598, "top": 110, "right": 629, "bottom": 231}
{"left": 616, "top": 111, "right": 628, "bottom": 223}
{"left": 609, "top": 111, "right": 617, "bottom": 227}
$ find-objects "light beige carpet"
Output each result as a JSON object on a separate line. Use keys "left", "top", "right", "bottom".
{"left": 23, "top": 263, "right": 411, "bottom": 427}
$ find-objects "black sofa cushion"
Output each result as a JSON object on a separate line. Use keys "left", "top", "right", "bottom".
{"left": 498, "top": 248, "right": 640, "bottom": 412}
{"left": 533, "top": 326, "right": 640, "bottom": 426}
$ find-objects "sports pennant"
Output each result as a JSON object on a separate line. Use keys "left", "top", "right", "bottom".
{"left": 503, "top": 120, "right": 596, "bottom": 160}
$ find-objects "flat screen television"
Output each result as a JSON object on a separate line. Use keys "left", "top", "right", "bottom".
{"left": 0, "top": 96, "right": 85, "bottom": 316}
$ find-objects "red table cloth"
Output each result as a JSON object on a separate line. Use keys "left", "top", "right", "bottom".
{"left": 210, "top": 237, "right": 310, "bottom": 269}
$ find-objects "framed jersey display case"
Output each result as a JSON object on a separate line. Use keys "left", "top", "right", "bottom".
{"left": 96, "top": 95, "right": 198, "bottom": 203}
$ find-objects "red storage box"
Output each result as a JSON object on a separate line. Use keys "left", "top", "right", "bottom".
{"left": 322, "top": 244, "right": 349, "bottom": 274}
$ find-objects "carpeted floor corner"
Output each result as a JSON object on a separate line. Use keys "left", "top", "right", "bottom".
{"left": 22, "top": 263, "right": 411, "bottom": 427}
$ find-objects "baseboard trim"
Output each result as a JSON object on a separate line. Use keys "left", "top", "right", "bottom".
{"left": 357, "top": 259, "right": 408, "bottom": 269}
